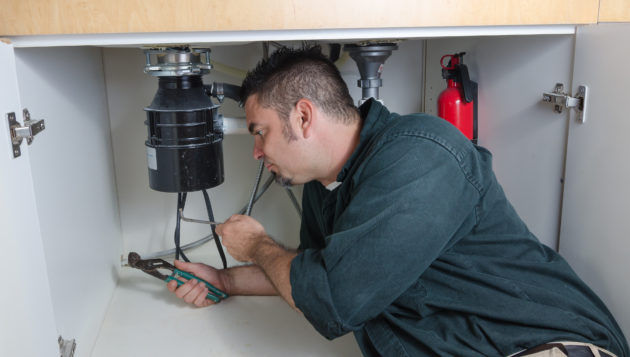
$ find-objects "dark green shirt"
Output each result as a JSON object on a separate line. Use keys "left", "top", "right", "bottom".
{"left": 290, "top": 99, "right": 628, "bottom": 357}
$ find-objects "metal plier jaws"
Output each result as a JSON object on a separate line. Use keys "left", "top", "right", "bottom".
{"left": 127, "top": 252, "right": 228, "bottom": 303}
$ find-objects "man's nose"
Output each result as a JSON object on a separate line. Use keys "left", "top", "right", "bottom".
{"left": 253, "top": 144, "right": 264, "bottom": 160}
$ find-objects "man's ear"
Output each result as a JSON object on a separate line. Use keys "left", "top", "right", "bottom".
{"left": 295, "top": 98, "right": 315, "bottom": 139}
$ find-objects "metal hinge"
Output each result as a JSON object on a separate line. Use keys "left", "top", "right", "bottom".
{"left": 542, "top": 83, "right": 588, "bottom": 123}
{"left": 6, "top": 108, "right": 45, "bottom": 158}
{"left": 58, "top": 336, "right": 76, "bottom": 357}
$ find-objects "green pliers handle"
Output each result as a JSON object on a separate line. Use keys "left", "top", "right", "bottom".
{"left": 166, "top": 269, "right": 229, "bottom": 303}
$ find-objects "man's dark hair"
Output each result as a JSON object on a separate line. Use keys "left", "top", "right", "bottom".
{"left": 240, "top": 46, "right": 359, "bottom": 127}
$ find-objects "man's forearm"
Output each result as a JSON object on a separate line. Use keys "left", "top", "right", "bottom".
{"left": 252, "top": 238, "right": 300, "bottom": 311}
{"left": 223, "top": 265, "right": 278, "bottom": 296}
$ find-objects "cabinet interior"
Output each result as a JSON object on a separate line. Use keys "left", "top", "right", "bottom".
{"left": 12, "top": 33, "right": 575, "bottom": 354}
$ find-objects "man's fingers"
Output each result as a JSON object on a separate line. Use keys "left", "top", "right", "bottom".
{"left": 173, "top": 259, "right": 197, "bottom": 272}
{"left": 215, "top": 223, "right": 224, "bottom": 236}
{"left": 173, "top": 260, "right": 209, "bottom": 279}
{"left": 166, "top": 260, "right": 223, "bottom": 307}
{"left": 174, "top": 279, "right": 197, "bottom": 299}
{"left": 166, "top": 279, "right": 179, "bottom": 292}
{"left": 193, "top": 287, "right": 211, "bottom": 307}
{"left": 216, "top": 214, "right": 246, "bottom": 235}
{"left": 170, "top": 279, "right": 213, "bottom": 307}
{"left": 183, "top": 280, "right": 206, "bottom": 304}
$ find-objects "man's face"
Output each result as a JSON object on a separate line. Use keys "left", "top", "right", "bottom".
{"left": 244, "top": 96, "right": 307, "bottom": 186}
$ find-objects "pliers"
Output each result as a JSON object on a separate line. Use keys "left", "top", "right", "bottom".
{"left": 127, "top": 252, "right": 228, "bottom": 303}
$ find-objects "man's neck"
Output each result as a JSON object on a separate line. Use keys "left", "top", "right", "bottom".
{"left": 318, "top": 117, "right": 363, "bottom": 187}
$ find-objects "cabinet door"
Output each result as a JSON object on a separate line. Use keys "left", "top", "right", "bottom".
{"left": 0, "top": 42, "right": 59, "bottom": 356}
{"left": 559, "top": 23, "right": 630, "bottom": 338}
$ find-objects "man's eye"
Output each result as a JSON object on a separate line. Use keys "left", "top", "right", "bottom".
{"left": 255, "top": 130, "right": 264, "bottom": 136}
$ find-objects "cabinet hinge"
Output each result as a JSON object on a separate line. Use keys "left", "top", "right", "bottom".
{"left": 58, "top": 336, "right": 76, "bottom": 357}
{"left": 6, "top": 108, "right": 45, "bottom": 158}
{"left": 542, "top": 83, "right": 588, "bottom": 123}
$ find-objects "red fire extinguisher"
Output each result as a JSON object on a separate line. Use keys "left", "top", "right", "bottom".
{"left": 438, "top": 52, "right": 478, "bottom": 144}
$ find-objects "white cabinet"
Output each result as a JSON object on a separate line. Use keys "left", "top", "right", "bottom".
{"left": 559, "top": 23, "right": 630, "bottom": 339}
{"left": 2, "top": 23, "right": 629, "bottom": 356}
{"left": 0, "top": 40, "right": 59, "bottom": 357}
{"left": 11, "top": 46, "right": 123, "bottom": 356}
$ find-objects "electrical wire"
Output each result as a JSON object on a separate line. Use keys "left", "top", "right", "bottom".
{"left": 202, "top": 189, "right": 228, "bottom": 269}
{"left": 238, "top": 174, "right": 274, "bottom": 215}
{"left": 175, "top": 192, "right": 191, "bottom": 262}
{"left": 177, "top": 159, "right": 265, "bottom": 264}
{"left": 245, "top": 160, "right": 265, "bottom": 216}
{"left": 121, "top": 174, "right": 278, "bottom": 265}
{"left": 124, "top": 169, "right": 300, "bottom": 267}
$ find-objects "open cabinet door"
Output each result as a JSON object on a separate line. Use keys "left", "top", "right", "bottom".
{"left": 0, "top": 42, "right": 59, "bottom": 356}
{"left": 559, "top": 23, "right": 630, "bottom": 339}
{"left": 14, "top": 46, "right": 122, "bottom": 356}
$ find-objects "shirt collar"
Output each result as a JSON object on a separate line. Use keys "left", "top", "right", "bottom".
{"left": 336, "top": 99, "right": 391, "bottom": 182}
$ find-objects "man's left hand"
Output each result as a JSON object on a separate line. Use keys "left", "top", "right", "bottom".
{"left": 216, "top": 214, "right": 267, "bottom": 262}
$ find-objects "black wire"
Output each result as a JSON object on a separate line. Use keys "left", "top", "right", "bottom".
{"left": 175, "top": 193, "right": 181, "bottom": 260}
{"left": 167, "top": 173, "right": 300, "bottom": 265}
{"left": 175, "top": 192, "right": 190, "bottom": 262}
{"left": 246, "top": 160, "right": 265, "bottom": 216}
{"left": 202, "top": 189, "right": 228, "bottom": 269}
{"left": 237, "top": 174, "right": 275, "bottom": 215}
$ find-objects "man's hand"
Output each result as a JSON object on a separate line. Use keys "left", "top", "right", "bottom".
{"left": 216, "top": 214, "right": 268, "bottom": 262}
{"left": 166, "top": 260, "right": 228, "bottom": 308}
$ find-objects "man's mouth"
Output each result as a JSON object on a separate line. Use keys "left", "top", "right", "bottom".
{"left": 264, "top": 162, "right": 275, "bottom": 172}
{"left": 264, "top": 162, "right": 290, "bottom": 186}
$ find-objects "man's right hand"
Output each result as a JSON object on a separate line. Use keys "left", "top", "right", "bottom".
{"left": 166, "top": 260, "right": 229, "bottom": 308}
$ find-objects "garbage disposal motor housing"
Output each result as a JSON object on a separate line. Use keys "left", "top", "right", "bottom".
{"left": 143, "top": 47, "right": 224, "bottom": 192}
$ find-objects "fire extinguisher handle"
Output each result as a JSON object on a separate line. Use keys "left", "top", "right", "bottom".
{"left": 457, "top": 64, "right": 477, "bottom": 103}
{"left": 440, "top": 54, "right": 455, "bottom": 70}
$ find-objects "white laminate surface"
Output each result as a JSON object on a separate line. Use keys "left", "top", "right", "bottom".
{"left": 92, "top": 263, "right": 362, "bottom": 357}
{"left": 7, "top": 26, "right": 576, "bottom": 48}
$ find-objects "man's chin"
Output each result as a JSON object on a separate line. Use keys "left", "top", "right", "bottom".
{"left": 273, "top": 173, "right": 293, "bottom": 188}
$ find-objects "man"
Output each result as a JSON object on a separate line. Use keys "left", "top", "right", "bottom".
{"left": 167, "top": 46, "right": 628, "bottom": 357}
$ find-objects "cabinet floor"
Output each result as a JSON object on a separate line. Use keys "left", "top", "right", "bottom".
{"left": 91, "top": 263, "right": 361, "bottom": 356}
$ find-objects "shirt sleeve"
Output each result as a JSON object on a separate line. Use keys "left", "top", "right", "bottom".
{"left": 290, "top": 134, "right": 482, "bottom": 339}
